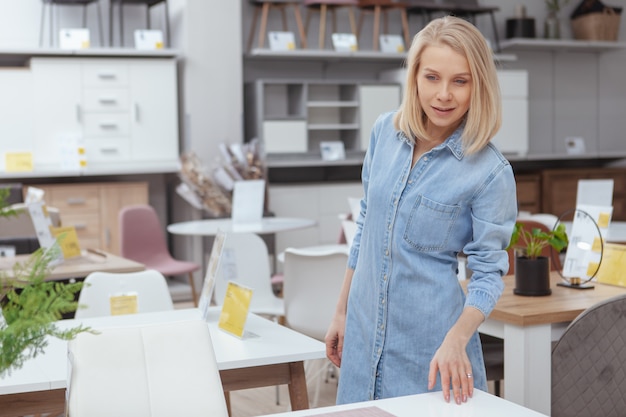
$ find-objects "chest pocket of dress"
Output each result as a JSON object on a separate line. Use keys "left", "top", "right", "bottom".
{"left": 404, "top": 195, "right": 460, "bottom": 251}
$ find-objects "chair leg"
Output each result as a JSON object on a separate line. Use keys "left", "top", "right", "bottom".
{"left": 494, "top": 379, "right": 501, "bottom": 397}
{"left": 247, "top": 4, "right": 260, "bottom": 51}
{"left": 318, "top": 4, "right": 327, "bottom": 49}
{"left": 372, "top": 5, "right": 381, "bottom": 50}
{"left": 292, "top": 4, "right": 307, "bottom": 48}
{"left": 39, "top": 2, "right": 46, "bottom": 47}
{"left": 280, "top": 4, "right": 288, "bottom": 30}
{"left": 258, "top": 2, "right": 270, "bottom": 49}
{"left": 188, "top": 272, "right": 198, "bottom": 307}
{"left": 400, "top": 9, "right": 410, "bottom": 49}
{"left": 96, "top": 0, "right": 104, "bottom": 47}
{"left": 163, "top": 0, "right": 171, "bottom": 48}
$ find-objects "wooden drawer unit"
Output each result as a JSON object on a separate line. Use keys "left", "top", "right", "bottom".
{"left": 33, "top": 182, "right": 148, "bottom": 255}
{"left": 514, "top": 173, "right": 541, "bottom": 213}
{"left": 542, "top": 168, "right": 626, "bottom": 221}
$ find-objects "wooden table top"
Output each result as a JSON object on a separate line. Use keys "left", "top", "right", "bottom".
{"left": 463, "top": 272, "right": 626, "bottom": 327}
{"left": 0, "top": 250, "right": 144, "bottom": 283}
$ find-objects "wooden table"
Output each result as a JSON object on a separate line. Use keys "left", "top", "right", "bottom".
{"left": 467, "top": 272, "right": 626, "bottom": 415}
{"left": 0, "top": 250, "right": 145, "bottom": 284}
{"left": 0, "top": 308, "right": 326, "bottom": 417}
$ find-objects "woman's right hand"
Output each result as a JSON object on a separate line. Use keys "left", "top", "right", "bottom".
{"left": 325, "top": 312, "right": 346, "bottom": 367}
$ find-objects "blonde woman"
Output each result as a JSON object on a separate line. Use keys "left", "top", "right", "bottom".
{"left": 326, "top": 16, "right": 517, "bottom": 405}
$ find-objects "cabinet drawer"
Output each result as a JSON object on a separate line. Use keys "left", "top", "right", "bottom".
{"left": 45, "top": 186, "right": 100, "bottom": 213}
{"left": 61, "top": 213, "right": 101, "bottom": 238}
{"left": 83, "top": 88, "right": 130, "bottom": 112}
{"left": 82, "top": 63, "right": 129, "bottom": 87}
{"left": 84, "top": 113, "right": 130, "bottom": 137}
{"left": 85, "top": 138, "right": 131, "bottom": 162}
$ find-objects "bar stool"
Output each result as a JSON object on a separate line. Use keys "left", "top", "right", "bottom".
{"left": 406, "top": 0, "right": 500, "bottom": 52}
{"left": 39, "top": 0, "right": 104, "bottom": 47}
{"left": 109, "top": 0, "right": 170, "bottom": 48}
{"left": 247, "top": 0, "right": 308, "bottom": 51}
{"left": 304, "top": 0, "right": 358, "bottom": 49}
{"left": 356, "top": 0, "right": 410, "bottom": 51}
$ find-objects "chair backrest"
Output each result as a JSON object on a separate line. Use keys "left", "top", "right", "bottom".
{"left": 75, "top": 269, "right": 174, "bottom": 318}
{"left": 119, "top": 204, "right": 171, "bottom": 265}
{"left": 213, "top": 232, "right": 283, "bottom": 317}
{"left": 282, "top": 247, "right": 348, "bottom": 341}
{"left": 67, "top": 319, "right": 229, "bottom": 417}
{"left": 552, "top": 293, "right": 626, "bottom": 417}
{"left": 507, "top": 219, "right": 562, "bottom": 275}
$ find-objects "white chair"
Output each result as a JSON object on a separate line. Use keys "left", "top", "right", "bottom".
{"left": 67, "top": 319, "right": 229, "bottom": 417}
{"left": 75, "top": 269, "right": 174, "bottom": 318}
{"left": 214, "top": 232, "right": 284, "bottom": 321}
{"left": 282, "top": 246, "right": 348, "bottom": 406}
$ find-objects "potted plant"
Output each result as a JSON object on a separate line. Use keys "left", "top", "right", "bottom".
{"left": 507, "top": 221, "right": 569, "bottom": 296}
{"left": 544, "top": 0, "right": 572, "bottom": 38}
{"left": 0, "top": 187, "right": 89, "bottom": 376}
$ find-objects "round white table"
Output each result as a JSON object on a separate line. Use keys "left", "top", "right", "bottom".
{"left": 167, "top": 217, "right": 317, "bottom": 236}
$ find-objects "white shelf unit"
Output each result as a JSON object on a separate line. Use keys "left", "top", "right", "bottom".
{"left": 246, "top": 79, "right": 401, "bottom": 158}
{"left": 500, "top": 38, "right": 626, "bottom": 52}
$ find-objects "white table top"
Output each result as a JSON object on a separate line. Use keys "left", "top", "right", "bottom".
{"left": 260, "top": 389, "right": 548, "bottom": 417}
{"left": 167, "top": 217, "right": 317, "bottom": 236}
{"left": 277, "top": 244, "right": 350, "bottom": 263}
{"left": 0, "top": 307, "right": 326, "bottom": 395}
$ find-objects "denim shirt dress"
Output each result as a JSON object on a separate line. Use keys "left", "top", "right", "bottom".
{"left": 336, "top": 112, "right": 517, "bottom": 404}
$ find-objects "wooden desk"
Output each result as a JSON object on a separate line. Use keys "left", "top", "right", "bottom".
{"left": 261, "top": 389, "right": 547, "bottom": 417}
{"left": 0, "top": 308, "right": 326, "bottom": 417}
{"left": 0, "top": 250, "right": 144, "bottom": 284}
{"left": 466, "top": 273, "right": 626, "bottom": 415}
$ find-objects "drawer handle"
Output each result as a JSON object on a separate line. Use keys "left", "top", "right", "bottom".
{"left": 99, "top": 122, "right": 118, "bottom": 129}
{"left": 100, "top": 148, "right": 119, "bottom": 154}
{"left": 98, "top": 72, "right": 117, "bottom": 80}
{"left": 98, "top": 98, "right": 118, "bottom": 104}
{"left": 73, "top": 223, "right": 87, "bottom": 231}
{"left": 66, "top": 198, "right": 86, "bottom": 205}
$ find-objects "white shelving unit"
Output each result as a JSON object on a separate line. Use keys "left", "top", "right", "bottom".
{"left": 246, "top": 79, "right": 401, "bottom": 159}
{"left": 500, "top": 38, "right": 626, "bottom": 52}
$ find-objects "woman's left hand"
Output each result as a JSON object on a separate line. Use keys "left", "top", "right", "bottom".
{"left": 428, "top": 335, "right": 474, "bottom": 405}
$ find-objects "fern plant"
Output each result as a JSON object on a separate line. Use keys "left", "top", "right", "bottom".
{"left": 0, "top": 188, "right": 90, "bottom": 376}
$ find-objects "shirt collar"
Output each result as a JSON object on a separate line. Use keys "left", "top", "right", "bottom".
{"left": 396, "top": 123, "right": 466, "bottom": 160}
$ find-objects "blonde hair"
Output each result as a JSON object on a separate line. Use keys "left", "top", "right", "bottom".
{"left": 393, "top": 16, "right": 501, "bottom": 155}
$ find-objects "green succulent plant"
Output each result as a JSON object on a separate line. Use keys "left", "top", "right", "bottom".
{"left": 508, "top": 222, "right": 569, "bottom": 260}
{"left": 545, "top": 0, "right": 571, "bottom": 13}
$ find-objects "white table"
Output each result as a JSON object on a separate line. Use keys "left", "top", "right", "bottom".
{"left": 260, "top": 389, "right": 548, "bottom": 417}
{"left": 0, "top": 307, "right": 326, "bottom": 416}
{"left": 167, "top": 217, "right": 317, "bottom": 236}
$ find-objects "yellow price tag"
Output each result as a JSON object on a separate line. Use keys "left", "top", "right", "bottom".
{"left": 50, "top": 226, "right": 82, "bottom": 259}
{"left": 591, "top": 237, "right": 603, "bottom": 253}
{"left": 5, "top": 152, "right": 33, "bottom": 172}
{"left": 597, "top": 212, "right": 611, "bottom": 228}
{"left": 586, "top": 261, "right": 600, "bottom": 277}
{"left": 110, "top": 294, "right": 138, "bottom": 316}
{"left": 218, "top": 281, "right": 253, "bottom": 338}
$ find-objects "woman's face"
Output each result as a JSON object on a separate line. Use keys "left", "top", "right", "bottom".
{"left": 416, "top": 44, "right": 472, "bottom": 140}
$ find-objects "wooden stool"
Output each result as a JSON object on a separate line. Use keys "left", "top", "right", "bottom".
{"left": 247, "top": 0, "right": 308, "bottom": 51}
{"left": 356, "top": 0, "right": 410, "bottom": 51}
{"left": 304, "top": 0, "right": 358, "bottom": 49}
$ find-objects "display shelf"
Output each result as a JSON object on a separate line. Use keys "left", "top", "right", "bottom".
{"left": 500, "top": 38, "right": 626, "bottom": 52}
{"left": 246, "top": 48, "right": 517, "bottom": 62}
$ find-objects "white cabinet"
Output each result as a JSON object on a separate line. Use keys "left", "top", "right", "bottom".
{"left": 0, "top": 68, "right": 34, "bottom": 171}
{"left": 129, "top": 61, "right": 178, "bottom": 161}
{"left": 359, "top": 84, "right": 401, "bottom": 149}
{"left": 32, "top": 60, "right": 83, "bottom": 168}
{"left": 492, "top": 70, "right": 528, "bottom": 156}
{"left": 30, "top": 57, "right": 178, "bottom": 170}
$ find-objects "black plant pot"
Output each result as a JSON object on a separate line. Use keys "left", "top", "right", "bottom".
{"left": 514, "top": 256, "right": 552, "bottom": 296}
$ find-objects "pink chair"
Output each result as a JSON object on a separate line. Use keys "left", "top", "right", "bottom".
{"left": 119, "top": 204, "right": 199, "bottom": 306}
{"left": 304, "top": 0, "right": 359, "bottom": 49}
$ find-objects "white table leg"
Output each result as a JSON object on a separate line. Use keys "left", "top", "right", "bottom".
{"left": 503, "top": 323, "right": 552, "bottom": 416}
